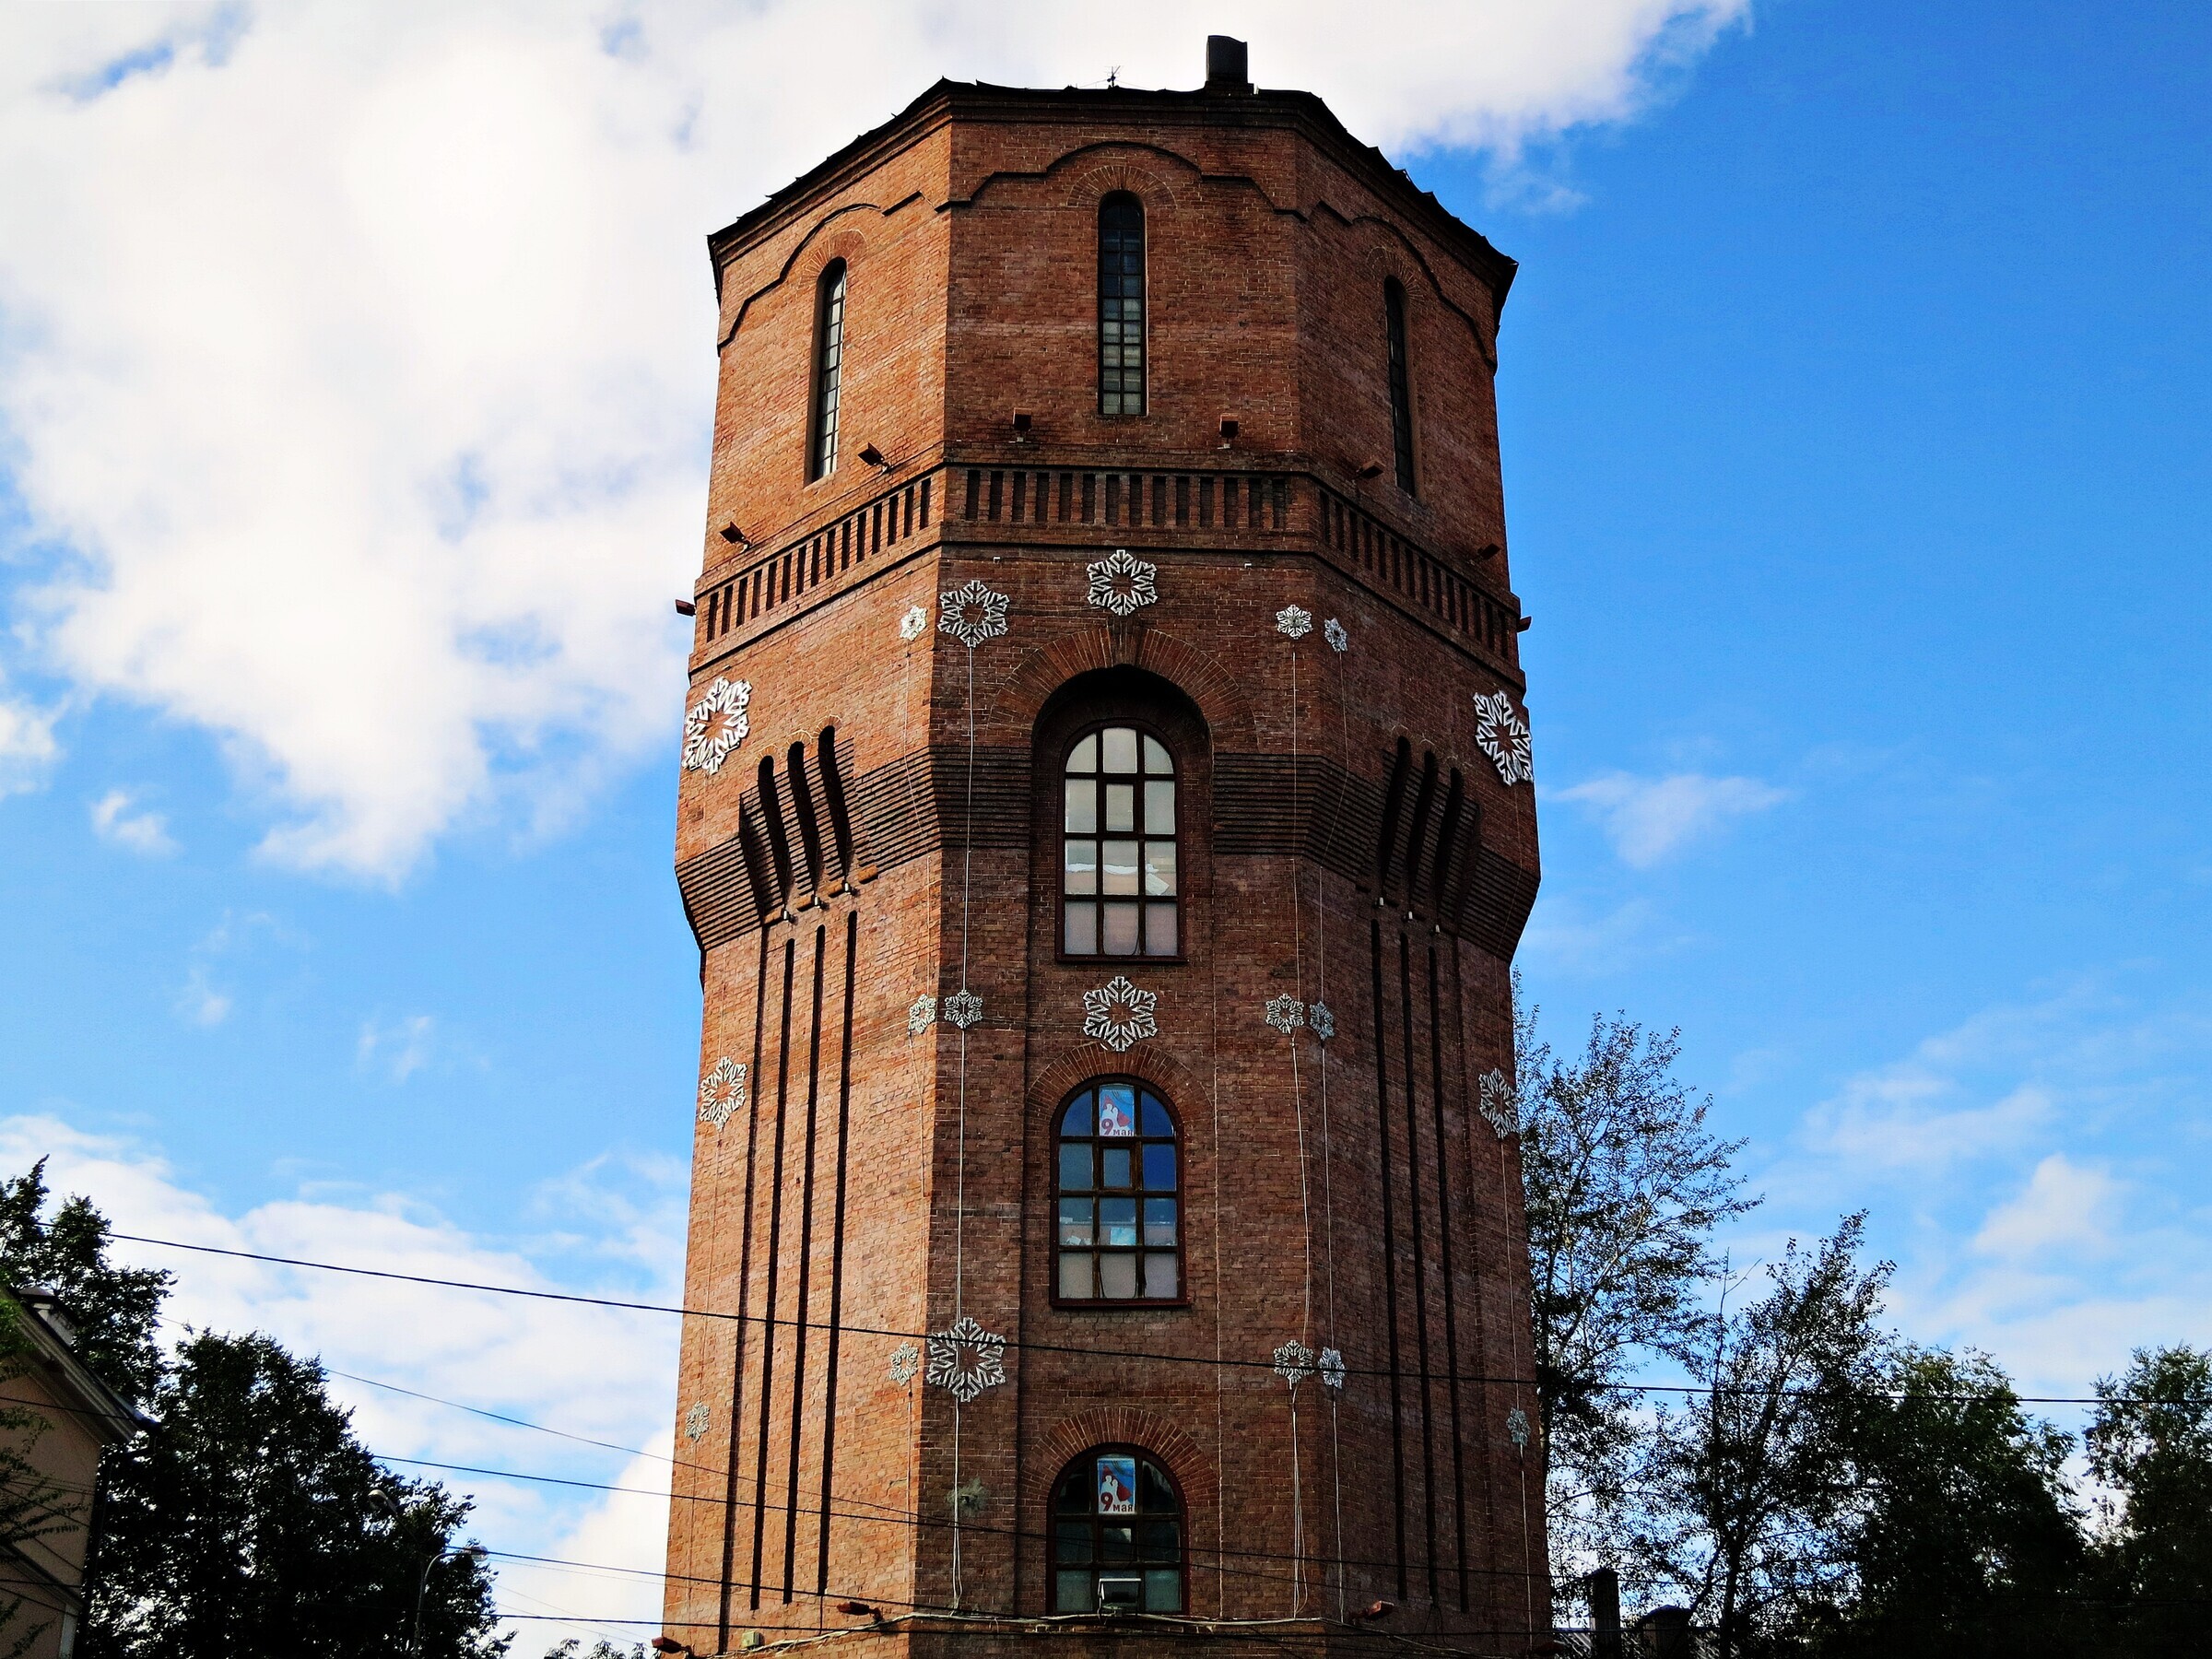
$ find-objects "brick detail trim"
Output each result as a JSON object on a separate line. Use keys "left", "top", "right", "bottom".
{"left": 1025, "top": 1406, "right": 1218, "bottom": 1517}
{"left": 998, "top": 624, "right": 1256, "bottom": 750}
{"left": 1027, "top": 1042, "right": 1207, "bottom": 1118}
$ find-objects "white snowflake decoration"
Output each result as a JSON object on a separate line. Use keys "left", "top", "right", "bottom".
{"left": 888, "top": 1342, "right": 921, "bottom": 1385}
{"left": 1082, "top": 975, "right": 1159, "bottom": 1053}
{"left": 1274, "top": 1339, "right": 1316, "bottom": 1385}
{"left": 1308, "top": 1002, "right": 1336, "bottom": 1042}
{"left": 681, "top": 677, "right": 753, "bottom": 775}
{"left": 1264, "top": 994, "right": 1306, "bottom": 1034}
{"left": 1478, "top": 1066, "right": 1520, "bottom": 1139}
{"left": 938, "top": 580, "right": 1009, "bottom": 648}
{"left": 943, "top": 989, "right": 983, "bottom": 1030}
{"left": 907, "top": 994, "right": 938, "bottom": 1035}
{"left": 1086, "top": 548, "right": 1158, "bottom": 618}
{"left": 1275, "top": 605, "right": 1313, "bottom": 640}
{"left": 1324, "top": 618, "right": 1349, "bottom": 653}
{"left": 1472, "top": 689, "right": 1534, "bottom": 786}
{"left": 900, "top": 604, "right": 929, "bottom": 641}
{"left": 683, "top": 1400, "right": 711, "bottom": 1442}
{"left": 925, "top": 1315, "right": 1007, "bottom": 1403}
{"left": 1507, "top": 1406, "right": 1532, "bottom": 1453}
{"left": 1318, "top": 1347, "right": 1347, "bottom": 1393}
{"left": 698, "top": 1058, "right": 748, "bottom": 1131}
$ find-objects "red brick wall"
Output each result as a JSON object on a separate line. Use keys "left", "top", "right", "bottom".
{"left": 666, "top": 82, "right": 1547, "bottom": 1658}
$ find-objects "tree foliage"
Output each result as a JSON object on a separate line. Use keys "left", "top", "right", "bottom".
{"left": 2085, "top": 1345, "right": 2212, "bottom": 1655}
{"left": 0, "top": 1161, "right": 169, "bottom": 1399}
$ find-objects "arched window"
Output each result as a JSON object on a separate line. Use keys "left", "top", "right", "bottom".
{"left": 1062, "top": 725, "right": 1177, "bottom": 958}
{"left": 1383, "top": 277, "right": 1417, "bottom": 495}
{"left": 1097, "top": 195, "right": 1146, "bottom": 416}
{"left": 1051, "top": 1447, "right": 1184, "bottom": 1613}
{"left": 807, "top": 261, "right": 848, "bottom": 481}
{"left": 1055, "top": 1079, "right": 1180, "bottom": 1303}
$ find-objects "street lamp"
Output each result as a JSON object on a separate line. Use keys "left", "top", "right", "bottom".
{"left": 410, "top": 1543, "right": 489, "bottom": 1658}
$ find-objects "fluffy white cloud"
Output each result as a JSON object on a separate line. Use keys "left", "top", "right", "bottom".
{"left": 1553, "top": 770, "right": 1790, "bottom": 866}
{"left": 0, "top": 0, "right": 1747, "bottom": 877}
{"left": 0, "top": 681, "right": 59, "bottom": 796}
{"left": 89, "top": 787, "right": 177, "bottom": 854}
{"left": 1973, "top": 1154, "right": 2121, "bottom": 1262}
{"left": 0, "top": 1112, "right": 684, "bottom": 1650}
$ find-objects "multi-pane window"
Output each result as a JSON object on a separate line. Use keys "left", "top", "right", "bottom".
{"left": 1384, "top": 278, "right": 1417, "bottom": 496}
{"left": 1055, "top": 1080, "right": 1179, "bottom": 1303}
{"left": 1098, "top": 194, "right": 1147, "bottom": 416}
{"left": 1063, "top": 726, "right": 1177, "bottom": 958}
{"left": 808, "top": 262, "right": 847, "bottom": 481}
{"left": 1052, "top": 1448, "right": 1184, "bottom": 1613}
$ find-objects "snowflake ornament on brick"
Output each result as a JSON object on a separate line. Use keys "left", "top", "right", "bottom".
{"left": 1264, "top": 994, "right": 1306, "bottom": 1034}
{"left": 900, "top": 604, "right": 929, "bottom": 641}
{"left": 925, "top": 1316, "right": 1007, "bottom": 1403}
{"left": 1274, "top": 1339, "right": 1316, "bottom": 1385}
{"left": 1478, "top": 1066, "right": 1520, "bottom": 1139}
{"left": 888, "top": 1342, "right": 921, "bottom": 1385}
{"left": 1308, "top": 1002, "right": 1336, "bottom": 1042}
{"left": 1082, "top": 975, "right": 1159, "bottom": 1053}
{"left": 1324, "top": 618, "right": 1349, "bottom": 653}
{"left": 1275, "top": 605, "right": 1313, "bottom": 640}
{"left": 1318, "top": 1347, "right": 1347, "bottom": 1393}
{"left": 1507, "top": 1406, "right": 1532, "bottom": 1453}
{"left": 907, "top": 994, "right": 938, "bottom": 1035}
{"left": 939, "top": 580, "right": 1009, "bottom": 648}
{"left": 1086, "top": 548, "right": 1158, "bottom": 618}
{"left": 1472, "top": 689, "right": 1534, "bottom": 786}
{"left": 698, "top": 1058, "right": 748, "bottom": 1131}
{"left": 683, "top": 1401, "right": 711, "bottom": 1442}
{"left": 681, "top": 677, "right": 752, "bottom": 775}
{"left": 943, "top": 989, "right": 983, "bottom": 1030}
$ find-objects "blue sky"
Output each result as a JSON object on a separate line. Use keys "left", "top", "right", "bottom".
{"left": 2, "top": 0, "right": 2208, "bottom": 1642}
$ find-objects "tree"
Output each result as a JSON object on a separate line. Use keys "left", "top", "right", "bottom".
{"left": 2086, "top": 1345, "right": 2212, "bottom": 1656}
{"left": 0, "top": 1161, "right": 169, "bottom": 1400}
{"left": 1513, "top": 986, "right": 1758, "bottom": 1588}
{"left": 1814, "top": 1345, "right": 2085, "bottom": 1657}
{"left": 541, "top": 1642, "right": 645, "bottom": 1659}
{"left": 1633, "top": 1216, "right": 1890, "bottom": 1657}
{"left": 84, "top": 1329, "right": 508, "bottom": 1658}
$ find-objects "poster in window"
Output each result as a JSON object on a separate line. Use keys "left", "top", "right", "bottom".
{"left": 1096, "top": 1455, "right": 1137, "bottom": 1516}
{"left": 1098, "top": 1088, "right": 1135, "bottom": 1138}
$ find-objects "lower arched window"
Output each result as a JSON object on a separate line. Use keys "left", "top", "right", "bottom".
{"left": 1051, "top": 1447, "right": 1184, "bottom": 1613}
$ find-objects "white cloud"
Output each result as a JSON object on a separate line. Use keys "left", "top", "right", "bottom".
{"left": 1552, "top": 770, "right": 1790, "bottom": 866}
{"left": 0, "top": 1112, "right": 685, "bottom": 1652}
{"left": 0, "top": 1, "right": 1747, "bottom": 877}
{"left": 359, "top": 1013, "right": 438, "bottom": 1083}
{"left": 1973, "top": 1154, "right": 2121, "bottom": 1262}
{"left": 174, "top": 964, "right": 231, "bottom": 1028}
{"left": 0, "top": 681, "right": 59, "bottom": 796}
{"left": 89, "top": 787, "right": 177, "bottom": 854}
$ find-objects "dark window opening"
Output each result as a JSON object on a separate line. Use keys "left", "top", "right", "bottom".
{"left": 1054, "top": 1080, "right": 1181, "bottom": 1303}
{"left": 808, "top": 262, "right": 848, "bottom": 481}
{"left": 1051, "top": 1448, "right": 1184, "bottom": 1614}
{"left": 1384, "top": 279, "right": 1417, "bottom": 495}
{"left": 1098, "top": 195, "right": 1147, "bottom": 417}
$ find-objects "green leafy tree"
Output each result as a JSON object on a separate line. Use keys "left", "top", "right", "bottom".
{"left": 2086, "top": 1344, "right": 2212, "bottom": 1656}
{"left": 84, "top": 1329, "right": 507, "bottom": 1658}
{"left": 1513, "top": 986, "right": 1758, "bottom": 1592}
{"left": 0, "top": 1161, "right": 168, "bottom": 1400}
{"left": 541, "top": 1641, "right": 646, "bottom": 1659}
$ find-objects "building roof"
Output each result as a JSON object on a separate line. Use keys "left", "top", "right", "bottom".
{"left": 6, "top": 1288, "right": 154, "bottom": 1442}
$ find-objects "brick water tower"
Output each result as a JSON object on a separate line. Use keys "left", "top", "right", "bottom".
{"left": 664, "top": 37, "right": 1549, "bottom": 1657}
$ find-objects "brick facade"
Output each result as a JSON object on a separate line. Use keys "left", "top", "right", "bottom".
{"left": 665, "top": 54, "right": 1548, "bottom": 1659}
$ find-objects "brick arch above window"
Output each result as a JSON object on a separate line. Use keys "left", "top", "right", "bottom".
{"left": 1024, "top": 1408, "right": 1218, "bottom": 1521}
{"left": 719, "top": 195, "right": 919, "bottom": 346}
{"left": 998, "top": 626, "right": 1256, "bottom": 752}
{"left": 1027, "top": 1042, "right": 1206, "bottom": 1121}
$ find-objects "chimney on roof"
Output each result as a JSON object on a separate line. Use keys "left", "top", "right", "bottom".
{"left": 1205, "top": 35, "right": 1252, "bottom": 94}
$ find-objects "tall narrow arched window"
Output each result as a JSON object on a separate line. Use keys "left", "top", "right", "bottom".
{"left": 1051, "top": 1448, "right": 1184, "bottom": 1613}
{"left": 807, "top": 261, "right": 848, "bottom": 481}
{"left": 1384, "top": 277, "right": 1417, "bottom": 495}
{"left": 1062, "top": 725, "right": 1176, "bottom": 957}
{"left": 1098, "top": 194, "right": 1147, "bottom": 416}
{"left": 1055, "top": 1079, "right": 1180, "bottom": 1303}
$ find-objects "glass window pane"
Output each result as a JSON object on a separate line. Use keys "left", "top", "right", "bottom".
{"left": 1068, "top": 735, "right": 1098, "bottom": 772}
{"left": 1139, "top": 1094, "right": 1171, "bottom": 1136}
{"left": 1142, "top": 735, "right": 1171, "bottom": 773}
{"left": 1059, "top": 1144, "right": 1092, "bottom": 1191}
{"left": 1102, "top": 901, "right": 1139, "bottom": 955}
{"left": 1101, "top": 1148, "right": 1133, "bottom": 1190}
{"left": 1138, "top": 1520, "right": 1178, "bottom": 1560}
{"left": 1059, "top": 1252, "right": 1093, "bottom": 1299}
{"left": 1101, "top": 727, "right": 1138, "bottom": 773}
{"left": 1143, "top": 903, "right": 1177, "bottom": 956}
{"left": 1101, "top": 841, "right": 1139, "bottom": 895}
{"left": 1142, "top": 1144, "right": 1176, "bottom": 1190}
{"left": 1056, "top": 1521, "right": 1094, "bottom": 1562}
{"left": 1059, "top": 1198, "right": 1094, "bottom": 1245}
{"left": 1100, "top": 1196, "right": 1137, "bottom": 1245}
{"left": 1138, "top": 1461, "right": 1176, "bottom": 1511}
{"left": 1065, "top": 902, "right": 1097, "bottom": 956}
{"left": 1065, "top": 779, "right": 1098, "bottom": 833}
{"left": 1099, "top": 1253, "right": 1138, "bottom": 1299}
{"left": 1097, "top": 1085, "right": 1136, "bottom": 1135}
{"left": 1055, "top": 1472, "right": 1089, "bottom": 1512}
{"left": 1144, "top": 1570, "right": 1182, "bottom": 1612}
{"left": 1144, "top": 780, "right": 1174, "bottom": 835}
{"left": 1143, "top": 1252, "right": 1178, "bottom": 1299}
{"left": 1143, "top": 842, "right": 1176, "bottom": 897}
{"left": 1103, "top": 782, "right": 1135, "bottom": 833}
{"left": 1061, "top": 1097, "right": 1092, "bottom": 1137}
{"left": 1056, "top": 1571, "right": 1091, "bottom": 1612}
{"left": 1143, "top": 1196, "right": 1177, "bottom": 1243}
{"left": 1065, "top": 840, "right": 1098, "bottom": 895}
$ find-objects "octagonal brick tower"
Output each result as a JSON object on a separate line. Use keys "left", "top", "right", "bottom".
{"left": 664, "top": 39, "right": 1548, "bottom": 1659}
